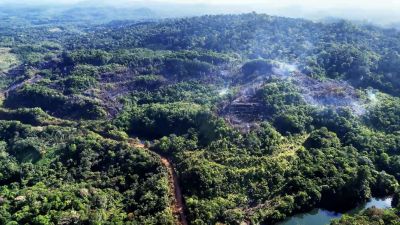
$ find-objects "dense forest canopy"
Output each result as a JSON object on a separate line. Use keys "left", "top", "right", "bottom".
{"left": 0, "top": 6, "right": 400, "bottom": 225}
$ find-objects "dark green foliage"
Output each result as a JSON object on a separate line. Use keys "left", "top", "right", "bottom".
{"left": 132, "top": 75, "right": 166, "bottom": 90}
{"left": 5, "top": 85, "right": 66, "bottom": 110}
{"left": 63, "top": 49, "right": 111, "bottom": 66}
{"left": 331, "top": 207, "right": 400, "bottom": 225}
{"left": 315, "top": 44, "right": 377, "bottom": 81}
{"left": 62, "top": 76, "right": 97, "bottom": 94}
{"left": 165, "top": 57, "right": 213, "bottom": 79}
{"left": 132, "top": 81, "right": 220, "bottom": 106}
{"left": 366, "top": 94, "right": 400, "bottom": 132}
{"left": 0, "top": 120, "right": 174, "bottom": 224}
{"left": 1, "top": 12, "right": 400, "bottom": 225}
{"left": 4, "top": 85, "right": 106, "bottom": 120}
{"left": 116, "top": 102, "right": 210, "bottom": 139}
{"left": 273, "top": 106, "right": 313, "bottom": 134}
{"left": 257, "top": 80, "right": 305, "bottom": 115}
{"left": 304, "top": 127, "right": 341, "bottom": 149}
{"left": 242, "top": 59, "right": 273, "bottom": 76}
{"left": 0, "top": 108, "right": 50, "bottom": 126}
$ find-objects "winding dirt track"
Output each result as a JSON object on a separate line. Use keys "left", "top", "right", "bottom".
{"left": 130, "top": 141, "right": 188, "bottom": 225}
{"left": 161, "top": 157, "right": 188, "bottom": 225}
{"left": 0, "top": 70, "right": 188, "bottom": 224}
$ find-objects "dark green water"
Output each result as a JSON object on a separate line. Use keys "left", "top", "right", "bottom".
{"left": 278, "top": 197, "right": 392, "bottom": 225}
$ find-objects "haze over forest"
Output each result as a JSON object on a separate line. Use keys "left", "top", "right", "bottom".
{"left": 1, "top": 0, "right": 400, "bottom": 225}
{"left": 1, "top": 0, "right": 400, "bottom": 27}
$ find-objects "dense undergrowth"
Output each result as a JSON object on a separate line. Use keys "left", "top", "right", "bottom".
{"left": 0, "top": 12, "right": 400, "bottom": 224}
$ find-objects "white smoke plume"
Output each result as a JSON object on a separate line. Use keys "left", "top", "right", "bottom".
{"left": 269, "top": 62, "right": 369, "bottom": 115}
{"left": 272, "top": 62, "right": 298, "bottom": 77}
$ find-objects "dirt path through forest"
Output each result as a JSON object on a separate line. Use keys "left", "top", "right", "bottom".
{"left": 0, "top": 72, "right": 189, "bottom": 225}
{"left": 130, "top": 140, "right": 188, "bottom": 225}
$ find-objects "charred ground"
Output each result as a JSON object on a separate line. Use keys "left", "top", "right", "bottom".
{"left": 0, "top": 12, "right": 400, "bottom": 225}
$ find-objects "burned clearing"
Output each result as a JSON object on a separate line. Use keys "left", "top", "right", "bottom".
{"left": 219, "top": 61, "right": 369, "bottom": 132}
{"left": 292, "top": 72, "right": 366, "bottom": 115}
{"left": 1, "top": 10, "right": 400, "bottom": 225}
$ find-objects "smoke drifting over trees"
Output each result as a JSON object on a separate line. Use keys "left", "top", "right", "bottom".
{"left": 1, "top": 1, "right": 400, "bottom": 225}
{"left": 1, "top": 0, "right": 400, "bottom": 27}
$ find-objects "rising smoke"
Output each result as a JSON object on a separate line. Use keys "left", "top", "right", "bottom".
{"left": 225, "top": 60, "right": 378, "bottom": 120}
{"left": 272, "top": 62, "right": 371, "bottom": 115}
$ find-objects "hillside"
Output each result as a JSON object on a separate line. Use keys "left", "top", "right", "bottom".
{"left": 0, "top": 13, "right": 400, "bottom": 225}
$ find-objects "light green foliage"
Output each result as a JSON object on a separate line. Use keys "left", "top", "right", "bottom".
{"left": 0, "top": 48, "right": 19, "bottom": 73}
{"left": 0, "top": 12, "right": 400, "bottom": 225}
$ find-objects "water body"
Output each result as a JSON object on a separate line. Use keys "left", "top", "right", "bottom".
{"left": 278, "top": 197, "right": 392, "bottom": 225}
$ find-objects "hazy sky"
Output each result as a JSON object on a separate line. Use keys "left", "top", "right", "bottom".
{"left": 1, "top": 0, "right": 400, "bottom": 25}
{"left": 1, "top": 0, "right": 399, "bottom": 7}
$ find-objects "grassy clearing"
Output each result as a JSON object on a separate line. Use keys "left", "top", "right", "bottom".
{"left": 0, "top": 47, "right": 19, "bottom": 72}
{"left": 274, "top": 134, "right": 309, "bottom": 158}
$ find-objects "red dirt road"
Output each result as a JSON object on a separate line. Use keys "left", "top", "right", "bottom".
{"left": 130, "top": 140, "right": 188, "bottom": 225}
{"left": 160, "top": 157, "right": 188, "bottom": 225}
